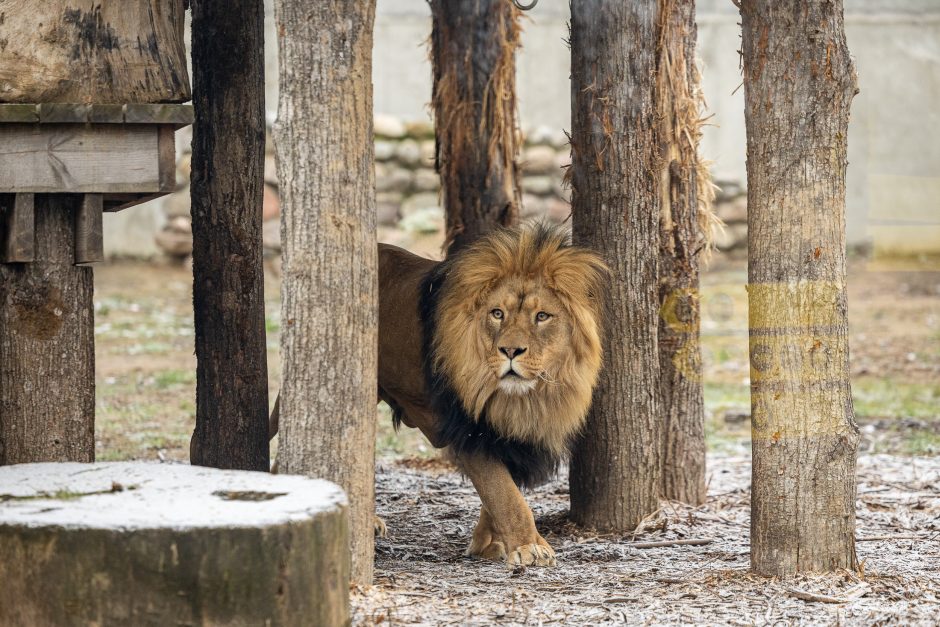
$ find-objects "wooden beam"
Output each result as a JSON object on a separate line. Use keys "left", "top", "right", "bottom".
{"left": 158, "top": 126, "right": 177, "bottom": 193}
{"left": 126, "top": 104, "right": 195, "bottom": 127}
{"left": 74, "top": 194, "right": 104, "bottom": 265}
{"left": 1, "top": 193, "right": 35, "bottom": 263}
{"left": 89, "top": 104, "right": 125, "bottom": 124}
{"left": 39, "top": 103, "right": 92, "bottom": 124}
{"left": 0, "top": 104, "right": 39, "bottom": 123}
{"left": 0, "top": 125, "right": 161, "bottom": 193}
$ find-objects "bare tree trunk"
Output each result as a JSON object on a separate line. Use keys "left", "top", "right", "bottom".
{"left": 430, "top": 0, "right": 522, "bottom": 256}
{"left": 569, "top": 1, "right": 663, "bottom": 531}
{"left": 0, "top": 196, "right": 94, "bottom": 464}
{"left": 188, "top": 0, "right": 269, "bottom": 471}
{"left": 273, "top": 0, "right": 378, "bottom": 586}
{"left": 657, "top": 0, "right": 714, "bottom": 506}
{"left": 741, "top": 0, "right": 860, "bottom": 576}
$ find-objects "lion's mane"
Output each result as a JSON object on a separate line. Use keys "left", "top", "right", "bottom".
{"left": 416, "top": 224, "right": 607, "bottom": 488}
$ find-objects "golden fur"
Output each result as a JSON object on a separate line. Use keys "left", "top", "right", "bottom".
{"left": 430, "top": 226, "right": 607, "bottom": 457}
{"left": 273, "top": 224, "right": 608, "bottom": 566}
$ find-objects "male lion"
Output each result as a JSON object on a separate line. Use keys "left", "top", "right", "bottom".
{"left": 270, "top": 224, "right": 606, "bottom": 567}
{"left": 378, "top": 224, "right": 607, "bottom": 566}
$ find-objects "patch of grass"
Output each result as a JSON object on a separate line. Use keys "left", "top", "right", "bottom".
{"left": 853, "top": 378, "right": 940, "bottom": 420}
{"left": 376, "top": 402, "right": 432, "bottom": 460}
{"left": 153, "top": 369, "right": 195, "bottom": 389}
{"left": 904, "top": 431, "right": 940, "bottom": 456}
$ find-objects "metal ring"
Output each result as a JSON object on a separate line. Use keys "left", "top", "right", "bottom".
{"left": 512, "top": 0, "right": 538, "bottom": 10}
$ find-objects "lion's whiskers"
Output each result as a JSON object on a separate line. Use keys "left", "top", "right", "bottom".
{"left": 537, "top": 370, "right": 560, "bottom": 386}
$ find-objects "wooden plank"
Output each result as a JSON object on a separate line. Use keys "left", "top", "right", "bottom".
{"left": 1, "top": 193, "right": 36, "bottom": 263}
{"left": 74, "top": 194, "right": 104, "bottom": 265}
{"left": 125, "top": 104, "right": 194, "bottom": 127}
{"left": 89, "top": 104, "right": 125, "bottom": 123}
{"left": 103, "top": 193, "right": 163, "bottom": 213}
{"left": 0, "top": 124, "right": 161, "bottom": 193}
{"left": 0, "top": 104, "right": 39, "bottom": 123}
{"left": 39, "top": 103, "right": 91, "bottom": 123}
{"left": 158, "top": 126, "right": 177, "bottom": 192}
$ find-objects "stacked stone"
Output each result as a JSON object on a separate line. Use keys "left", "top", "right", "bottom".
{"left": 712, "top": 180, "right": 748, "bottom": 252}
{"left": 373, "top": 115, "right": 574, "bottom": 235}
{"left": 153, "top": 115, "right": 615, "bottom": 258}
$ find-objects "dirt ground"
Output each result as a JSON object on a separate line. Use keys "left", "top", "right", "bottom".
{"left": 355, "top": 454, "right": 939, "bottom": 625}
{"left": 90, "top": 238, "right": 940, "bottom": 625}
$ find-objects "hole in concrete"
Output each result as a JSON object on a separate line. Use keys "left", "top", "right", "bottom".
{"left": 212, "top": 490, "right": 288, "bottom": 502}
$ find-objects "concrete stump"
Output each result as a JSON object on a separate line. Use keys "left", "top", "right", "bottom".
{"left": 0, "top": 462, "right": 349, "bottom": 626}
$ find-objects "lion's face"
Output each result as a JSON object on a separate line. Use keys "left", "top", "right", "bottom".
{"left": 432, "top": 225, "right": 607, "bottom": 456}
{"left": 480, "top": 278, "right": 571, "bottom": 396}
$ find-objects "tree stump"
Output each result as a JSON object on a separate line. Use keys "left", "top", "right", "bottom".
{"left": 0, "top": 462, "right": 349, "bottom": 626}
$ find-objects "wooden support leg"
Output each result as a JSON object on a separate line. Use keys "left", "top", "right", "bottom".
{"left": 74, "top": 194, "right": 104, "bottom": 265}
{"left": 1, "top": 193, "right": 35, "bottom": 263}
{"left": 0, "top": 195, "right": 95, "bottom": 464}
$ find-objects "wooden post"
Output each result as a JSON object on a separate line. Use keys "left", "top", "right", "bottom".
{"left": 189, "top": 0, "right": 270, "bottom": 471}
{"left": 430, "top": 0, "right": 523, "bottom": 255}
{"left": 74, "top": 194, "right": 104, "bottom": 265}
{"left": 273, "top": 0, "right": 378, "bottom": 586}
{"left": 0, "top": 194, "right": 35, "bottom": 263}
{"left": 568, "top": 1, "right": 664, "bottom": 531}
{"left": 0, "top": 196, "right": 95, "bottom": 464}
{"left": 0, "top": 1, "right": 191, "bottom": 465}
{"left": 742, "top": 0, "right": 859, "bottom": 576}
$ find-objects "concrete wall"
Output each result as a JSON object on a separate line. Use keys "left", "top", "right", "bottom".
{"left": 106, "top": 0, "right": 939, "bottom": 256}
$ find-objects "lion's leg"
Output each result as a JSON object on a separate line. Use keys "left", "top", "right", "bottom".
{"left": 457, "top": 453, "right": 556, "bottom": 567}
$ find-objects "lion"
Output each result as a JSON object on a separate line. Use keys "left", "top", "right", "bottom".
{"left": 271, "top": 224, "right": 607, "bottom": 567}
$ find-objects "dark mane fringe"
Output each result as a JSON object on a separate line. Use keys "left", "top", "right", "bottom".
{"left": 417, "top": 228, "right": 565, "bottom": 489}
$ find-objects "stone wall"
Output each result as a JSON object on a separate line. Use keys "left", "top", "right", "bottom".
{"left": 154, "top": 117, "right": 580, "bottom": 260}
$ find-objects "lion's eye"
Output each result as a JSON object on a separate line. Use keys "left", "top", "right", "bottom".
{"left": 536, "top": 311, "right": 552, "bottom": 323}
{"left": 491, "top": 308, "right": 504, "bottom": 320}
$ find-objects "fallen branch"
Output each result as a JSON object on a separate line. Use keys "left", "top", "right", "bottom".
{"left": 628, "top": 538, "right": 713, "bottom": 549}
{"left": 786, "top": 588, "right": 849, "bottom": 604}
{"left": 786, "top": 583, "right": 869, "bottom": 605}
{"left": 856, "top": 535, "right": 924, "bottom": 542}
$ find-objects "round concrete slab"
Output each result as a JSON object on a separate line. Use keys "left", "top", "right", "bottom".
{"left": 0, "top": 462, "right": 349, "bottom": 626}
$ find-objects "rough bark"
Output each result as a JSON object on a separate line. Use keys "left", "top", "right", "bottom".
{"left": 741, "top": 0, "right": 860, "bottom": 576}
{"left": 0, "top": 462, "right": 349, "bottom": 626}
{"left": 657, "top": 0, "right": 712, "bottom": 506}
{"left": 188, "top": 0, "right": 269, "bottom": 472}
{"left": 0, "top": 0, "right": 190, "bottom": 104}
{"left": 430, "top": 0, "right": 522, "bottom": 256}
{"left": 0, "top": 196, "right": 94, "bottom": 464}
{"left": 273, "top": 0, "right": 378, "bottom": 586}
{"left": 569, "top": 1, "right": 663, "bottom": 531}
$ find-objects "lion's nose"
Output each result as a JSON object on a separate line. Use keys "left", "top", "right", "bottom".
{"left": 499, "top": 346, "right": 527, "bottom": 359}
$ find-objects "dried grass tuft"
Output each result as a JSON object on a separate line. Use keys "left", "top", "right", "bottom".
{"left": 657, "top": 0, "right": 722, "bottom": 262}
{"left": 429, "top": 1, "right": 523, "bottom": 254}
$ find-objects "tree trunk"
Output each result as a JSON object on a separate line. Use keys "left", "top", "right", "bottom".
{"left": 0, "top": 0, "right": 190, "bottom": 104}
{"left": 741, "top": 0, "right": 860, "bottom": 576}
{"left": 273, "top": 0, "right": 378, "bottom": 586}
{"left": 657, "top": 0, "right": 714, "bottom": 506}
{"left": 568, "top": 1, "right": 663, "bottom": 531}
{"left": 189, "top": 0, "right": 269, "bottom": 472}
{"left": 0, "top": 462, "right": 349, "bottom": 626}
{"left": 430, "top": 0, "right": 522, "bottom": 256}
{"left": 0, "top": 196, "right": 95, "bottom": 464}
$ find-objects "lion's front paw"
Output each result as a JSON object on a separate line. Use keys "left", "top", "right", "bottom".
{"left": 507, "top": 542, "right": 556, "bottom": 567}
{"left": 467, "top": 535, "right": 556, "bottom": 567}
{"left": 374, "top": 515, "right": 388, "bottom": 538}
